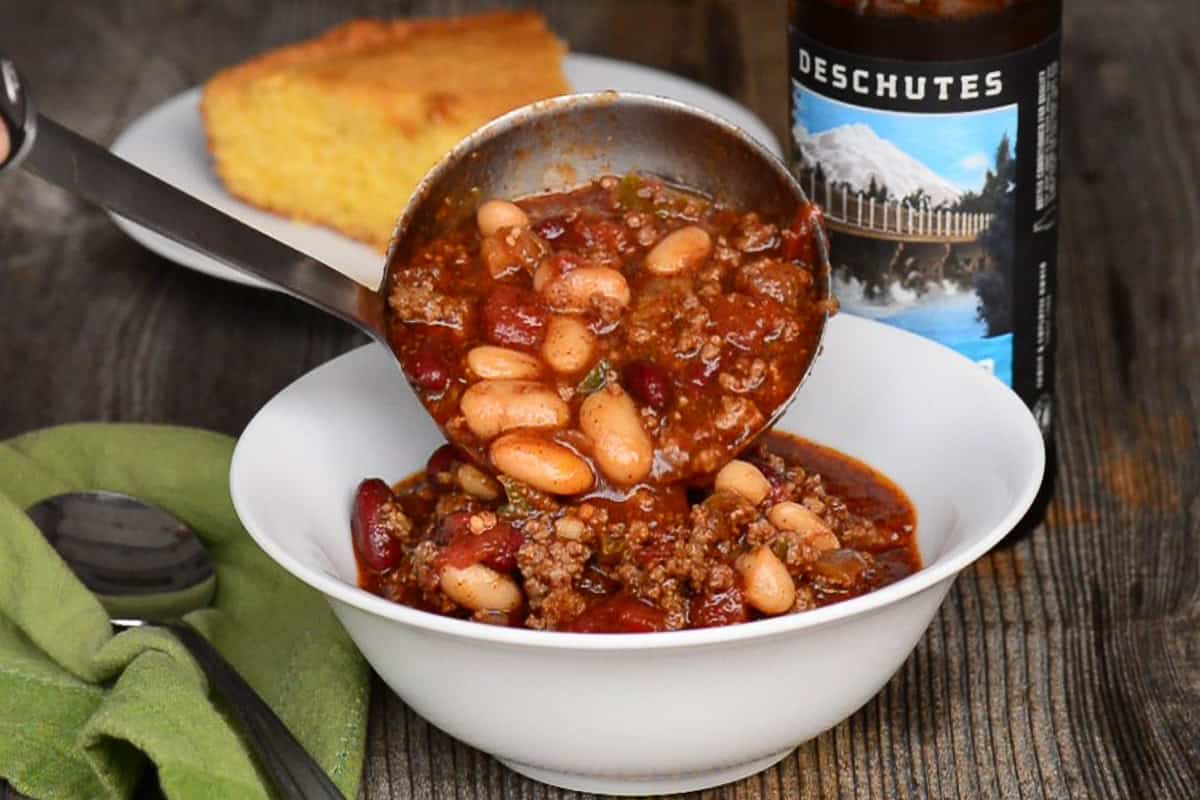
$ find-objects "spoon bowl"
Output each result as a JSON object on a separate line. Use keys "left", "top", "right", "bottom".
{"left": 26, "top": 490, "right": 215, "bottom": 623}
{"left": 24, "top": 490, "right": 345, "bottom": 799}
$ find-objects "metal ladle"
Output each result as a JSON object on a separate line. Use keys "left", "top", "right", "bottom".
{"left": 0, "top": 58, "right": 830, "bottom": 449}
{"left": 25, "top": 491, "right": 343, "bottom": 798}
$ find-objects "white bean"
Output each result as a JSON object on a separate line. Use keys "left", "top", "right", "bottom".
{"left": 644, "top": 225, "right": 712, "bottom": 276}
{"left": 554, "top": 516, "right": 586, "bottom": 541}
{"left": 714, "top": 460, "right": 771, "bottom": 505}
{"left": 767, "top": 502, "right": 839, "bottom": 551}
{"left": 480, "top": 236, "right": 519, "bottom": 279}
{"left": 541, "top": 316, "right": 596, "bottom": 374}
{"left": 456, "top": 463, "right": 502, "bottom": 501}
{"left": 466, "top": 346, "right": 542, "bottom": 380}
{"left": 579, "top": 385, "right": 653, "bottom": 485}
{"left": 736, "top": 546, "right": 795, "bottom": 615}
{"left": 441, "top": 563, "right": 523, "bottom": 612}
{"left": 532, "top": 259, "right": 556, "bottom": 292}
{"left": 460, "top": 380, "right": 568, "bottom": 440}
{"left": 476, "top": 200, "right": 529, "bottom": 237}
{"left": 489, "top": 432, "right": 595, "bottom": 495}
{"left": 541, "top": 266, "right": 631, "bottom": 312}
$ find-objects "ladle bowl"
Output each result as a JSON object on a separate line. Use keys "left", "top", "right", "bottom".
{"left": 382, "top": 91, "right": 832, "bottom": 452}
{"left": 0, "top": 64, "right": 830, "bottom": 456}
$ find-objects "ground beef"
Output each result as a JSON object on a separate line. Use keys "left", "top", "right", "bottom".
{"left": 736, "top": 257, "right": 805, "bottom": 307}
{"left": 389, "top": 279, "right": 472, "bottom": 329}
{"left": 517, "top": 516, "right": 592, "bottom": 630}
{"left": 714, "top": 395, "right": 764, "bottom": 433}
{"left": 733, "top": 214, "right": 779, "bottom": 253}
{"left": 719, "top": 357, "right": 768, "bottom": 394}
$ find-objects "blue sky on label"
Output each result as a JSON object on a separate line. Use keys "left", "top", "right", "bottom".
{"left": 794, "top": 85, "right": 1018, "bottom": 193}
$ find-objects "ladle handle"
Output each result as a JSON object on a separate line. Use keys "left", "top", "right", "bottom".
{"left": 0, "top": 56, "right": 384, "bottom": 339}
{"left": 0, "top": 58, "right": 35, "bottom": 170}
{"left": 167, "top": 622, "right": 346, "bottom": 800}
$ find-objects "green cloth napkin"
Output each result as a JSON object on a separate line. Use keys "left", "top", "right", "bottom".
{"left": 0, "top": 424, "right": 369, "bottom": 799}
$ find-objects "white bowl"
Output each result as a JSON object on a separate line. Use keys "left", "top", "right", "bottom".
{"left": 230, "top": 314, "right": 1044, "bottom": 796}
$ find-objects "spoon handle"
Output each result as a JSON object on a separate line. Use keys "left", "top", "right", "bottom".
{"left": 165, "top": 622, "right": 346, "bottom": 800}
{"left": 0, "top": 56, "right": 385, "bottom": 340}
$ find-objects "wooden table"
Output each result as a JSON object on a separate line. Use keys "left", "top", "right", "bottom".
{"left": 2, "top": 1, "right": 1196, "bottom": 798}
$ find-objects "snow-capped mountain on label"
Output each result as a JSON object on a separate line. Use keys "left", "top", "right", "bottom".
{"left": 794, "top": 122, "right": 963, "bottom": 207}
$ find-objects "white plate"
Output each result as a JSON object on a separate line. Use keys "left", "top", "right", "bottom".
{"left": 108, "top": 53, "right": 782, "bottom": 291}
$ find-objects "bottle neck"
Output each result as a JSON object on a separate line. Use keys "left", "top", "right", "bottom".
{"left": 789, "top": 0, "right": 1062, "bottom": 61}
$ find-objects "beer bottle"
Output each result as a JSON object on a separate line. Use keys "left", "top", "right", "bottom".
{"left": 788, "top": 0, "right": 1062, "bottom": 540}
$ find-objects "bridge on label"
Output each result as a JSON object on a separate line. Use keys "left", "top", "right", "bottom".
{"left": 803, "top": 172, "right": 993, "bottom": 244}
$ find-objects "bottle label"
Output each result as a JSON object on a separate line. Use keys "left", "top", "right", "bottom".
{"left": 788, "top": 28, "right": 1060, "bottom": 437}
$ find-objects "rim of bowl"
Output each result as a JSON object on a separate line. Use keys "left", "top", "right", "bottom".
{"left": 231, "top": 316, "right": 1046, "bottom": 651}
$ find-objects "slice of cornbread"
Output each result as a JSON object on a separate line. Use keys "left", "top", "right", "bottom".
{"left": 201, "top": 12, "right": 569, "bottom": 251}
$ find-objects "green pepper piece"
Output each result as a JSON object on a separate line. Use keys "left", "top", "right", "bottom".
{"left": 497, "top": 476, "right": 532, "bottom": 517}
{"left": 617, "top": 174, "right": 647, "bottom": 211}
{"left": 772, "top": 539, "right": 790, "bottom": 562}
{"left": 600, "top": 531, "right": 627, "bottom": 562}
{"left": 577, "top": 360, "right": 610, "bottom": 395}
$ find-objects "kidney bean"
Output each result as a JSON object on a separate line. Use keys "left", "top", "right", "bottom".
{"left": 690, "top": 585, "right": 750, "bottom": 628}
{"left": 479, "top": 526, "right": 525, "bottom": 573}
{"left": 425, "top": 443, "right": 460, "bottom": 477}
{"left": 435, "top": 510, "right": 472, "bottom": 546}
{"left": 406, "top": 341, "right": 451, "bottom": 393}
{"left": 565, "top": 593, "right": 669, "bottom": 633}
{"left": 481, "top": 285, "right": 547, "bottom": 350}
{"left": 442, "top": 520, "right": 524, "bottom": 573}
{"left": 623, "top": 360, "right": 673, "bottom": 410}
{"left": 352, "top": 478, "right": 401, "bottom": 573}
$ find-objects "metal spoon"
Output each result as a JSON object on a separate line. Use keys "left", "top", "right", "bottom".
{"left": 0, "top": 58, "right": 831, "bottom": 456}
{"left": 25, "top": 491, "right": 344, "bottom": 800}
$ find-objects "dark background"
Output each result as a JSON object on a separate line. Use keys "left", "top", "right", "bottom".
{"left": 2, "top": 2, "right": 1197, "bottom": 799}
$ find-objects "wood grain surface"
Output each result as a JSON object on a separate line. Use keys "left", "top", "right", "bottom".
{"left": 2, "top": 1, "right": 1197, "bottom": 798}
